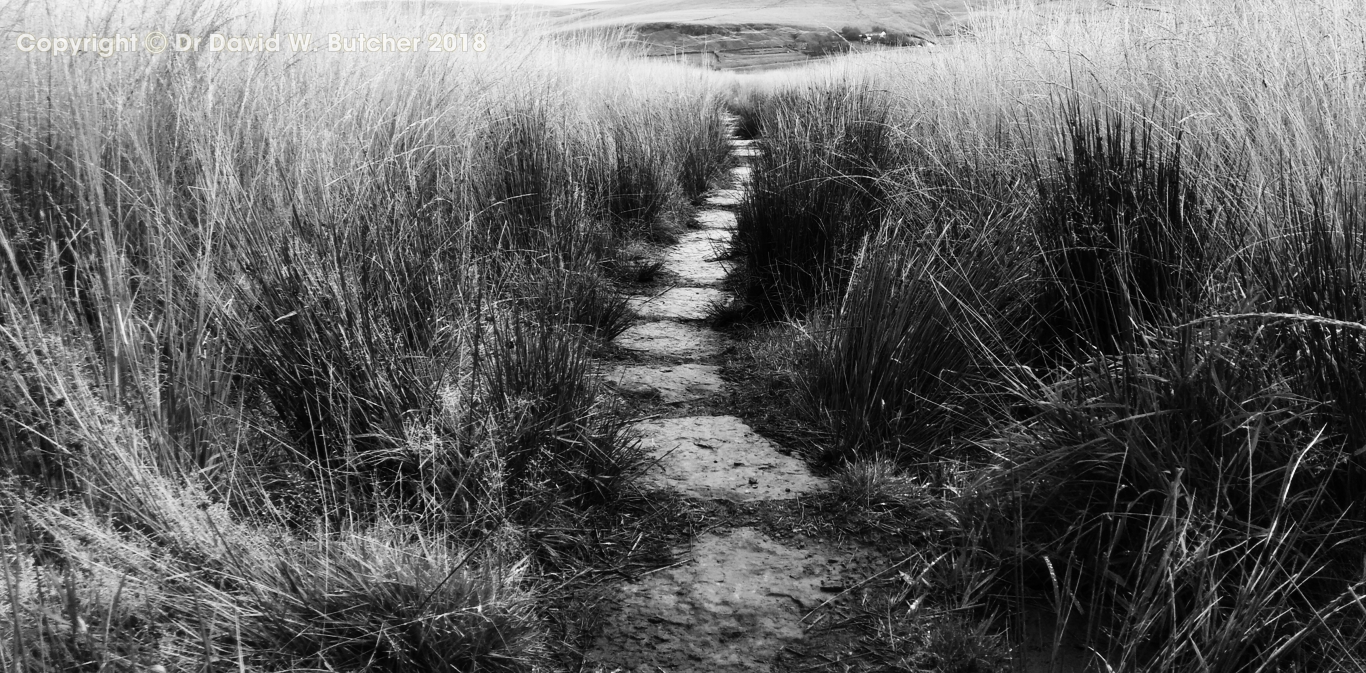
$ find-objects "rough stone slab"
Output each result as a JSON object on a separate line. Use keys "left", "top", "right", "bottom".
{"left": 636, "top": 416, "right": 822, "bottom": 500}
{"left": 730, "top": 165, "right": 754, "bottom": 182}
{"left": 666, "top": 257, "right": 726, "bottom": 286}
{"left": 666, "top": 234, "right": 729, "bottom": 286}
{"left": 670, "top": 232, "right": 724, "bottom": 260}
{"left": 703, "top": 188, "right": 744, "bottom": 207}
{"left": 605, "top": 364, "right": 724, "bottom": 403}
{"left": 728, "top": 139, "right": 759, "bottom": 154}
{"left": 628, "top": 287, "right": 726, "bottom": 321}
{"left": 616, "top": 321, "right": 722, "bottom": 358}
{"left": 589, "top": 528, "right": 840, "bottom": 673}
{"left": 695, "top": 210, "right": 738, "bottom": 230}
{"left": 681, "top": 228, "right": 731, "bottom": 244}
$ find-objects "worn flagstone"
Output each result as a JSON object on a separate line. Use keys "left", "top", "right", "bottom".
{"left": 628, "top": 287, "right": 727, "bottom": 321}
{"left": 635, "top": 415, "right": 823, "bottom": 500}
{"left": 616, "top": 321, "right": 723, "bottom": 359}
{"left": 605, "top": 364, "right": 725, "bottom": 404}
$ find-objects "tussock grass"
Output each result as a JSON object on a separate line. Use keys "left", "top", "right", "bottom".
{"left": 733, "top": 0, "right": 1366, "bottom": 668}
{"left": 830, "top": 457, "right": 928, "bottom": 513}
{"left": 595, "top": 114, "right": 676, "bottom": 231}
{"left": 799, "top": 178, "right": 1034, "bottom": 463}
{"left": 730, "top": 79, "right": 897, "bottom": 315}
{"left": 1252, "top": 185, "right": 1366, "bottom": 455}
{"left": 1032, "top": 99, "right": 1211, "bottom": 359}
{"left": 484, "top": 312, "right": 641, "bottom": 518}
{"left": 669, "top": 101, "right": 734, "bottom": 202}
{"left": 0, "top": 0, "right": 730, "bottom": 669}
{"left": 728, "top": 86, "right": 769, "bottom": 141}
{"left": 965, "top": 323, "right": 1366, "bottom": 671}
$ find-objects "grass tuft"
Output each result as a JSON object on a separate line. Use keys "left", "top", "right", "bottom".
{"left": 484, "top": 312, "right": 642, "bottom": 519}
{"left": 1031, "top": 98, "right": 1210, "bottom": 359}
{"left": 731, "top": 81, "right": 897, "bottom": 316}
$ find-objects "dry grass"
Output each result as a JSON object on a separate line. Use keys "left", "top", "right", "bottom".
{"left": 729, "top": 0, "right": 1366, "bottom": 669}
{"left": 0, "top": 0, "right": 731, "bottom": 669}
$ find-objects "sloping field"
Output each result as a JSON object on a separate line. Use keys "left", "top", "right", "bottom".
{"left": 556, "top": 0, "right": 972, "bottom": 34}
{"left": 520, "top": 0, "right": 982, "bottom": 70}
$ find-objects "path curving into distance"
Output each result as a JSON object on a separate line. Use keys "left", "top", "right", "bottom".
{"left": 588, "top": 124, "right": 840, "bottom": 672}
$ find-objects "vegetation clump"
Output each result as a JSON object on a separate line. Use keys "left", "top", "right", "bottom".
{"left": 727, "top": 2, "right": 1366, "bottom": 668}
{"left": 0, "top": 1, "right": 731, "bottom": 669}
{"left": 731, "top": 81, "right": 897, "bottom": 316}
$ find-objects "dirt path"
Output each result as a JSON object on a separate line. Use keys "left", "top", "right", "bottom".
{"left": 587, "top": 130, "right": 845, "bottom": 672}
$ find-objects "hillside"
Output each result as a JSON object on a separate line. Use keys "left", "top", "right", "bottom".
{"left": 520, "top": 0, "right": 980, "bottom": 69}
{"left": 549, "top": 0, "right": 972, "bottom": 33}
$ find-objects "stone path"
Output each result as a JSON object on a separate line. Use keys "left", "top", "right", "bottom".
{"left": 589, "top": 130, "right": 838, "bottom": 672}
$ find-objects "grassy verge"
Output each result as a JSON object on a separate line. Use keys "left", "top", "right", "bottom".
{"left": 0, "top": 1, "right": 730, "bottom": 669}
{"left": 728, "top": 1, "right": 1366, "bottom": 669}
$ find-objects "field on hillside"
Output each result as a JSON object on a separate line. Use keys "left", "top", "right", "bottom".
{"left": 555, "top": 0, "right": 972, "bottom": 35}
{"left": 5, "top": 0, "right": 1366, "bottom": 671}
{"left": 549, "top": 0, "right": 979, "bottom": 70}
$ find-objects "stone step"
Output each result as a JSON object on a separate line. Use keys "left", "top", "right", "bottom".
{"left": 589, "top": 528, "right": 841, "bottom": 673}
{"left": 635, "top": 415, "right": 823, "bottom": 501}
{"left": 605, "top": 364, "right": 724, "bottom": 403}
{"left": 703, "top": 188, "right": 744, "bottom": 207}
{"left": 679, "top": 227, "right": 731, "bottom": 244}
{"left": 694, "top": 209, "right": 738, "bottom": 230}
{"left": 616, "top": 321, "right": 723, "bottom": 359}
{"left": 665, "top": 232, "right": 730, "bottom": 285}
{"left": 628, "top": 287, "right": 726, "bottom": 321}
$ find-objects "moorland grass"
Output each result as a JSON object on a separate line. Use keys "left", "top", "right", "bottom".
{"left": 0, "top": 1, "right": 730, "bottom": 669}
{"left": 730, "top": 0, "right": 1366, "bottom": 668}
{"left": 730, "top": 80, "right": 897, "bottom": 315}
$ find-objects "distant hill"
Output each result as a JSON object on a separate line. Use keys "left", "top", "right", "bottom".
{"left": 552, "top": 0, "right": 972, "bottom": 35}
{"left": 514, "top": 0, "right": 981, "bottom": 70}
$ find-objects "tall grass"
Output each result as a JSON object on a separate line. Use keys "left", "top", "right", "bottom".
{"left": 1031, "top": 99, "right": 1210, "bottom": 359}
{"left": 730, "top": 80, "right": 897, "bottom": 315}
{"left": 965, "top": 322, "right": 1366, "bottom": 671}
{"left": 0, "top": 0, "right": 729, "bottom": 668}
{"left": 733, "top": 0, "right": 1366, "bottom": 668}
{"left": 798, "top": 178, "right": 1034, "bottom": 463}
{"left": 1253, "top": 185, "right": 1366, "bottom": 454}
